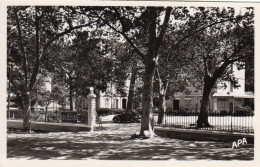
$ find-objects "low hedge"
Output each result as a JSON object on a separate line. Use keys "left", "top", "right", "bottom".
{"left": 77, "top": 112, "right": 88, "bottom": 123}
{"left": 220, "top": 110, "right": 228, "bottom": 116}
{"left": 96, "top": 108, "right": 125, "bottom": 116}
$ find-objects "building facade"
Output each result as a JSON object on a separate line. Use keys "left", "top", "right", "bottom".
{"left": 166, "top": 64, "right": 254, "bottom": 113}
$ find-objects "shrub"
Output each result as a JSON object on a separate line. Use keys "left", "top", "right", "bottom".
{"left": 220, "top": 110, "right": 228, "bottom": 116}
{"left": 164, "top": 108, "right": 173, "bottom": 115}
{"left": 30, "top": 111, "right": 61, "bottom": 122}
{"left": 176, "top": 109, "right": 187, "bottom": 115}
{"left": 135, "top": 109, "right": 142, "bottom": 115}
{"left": 31, "top": 112, "right": 41, "bottom": 121}
{"left": 8, "top": 109, "right": 23, "bottom": 119}
{"left": 96, "top": 108, "right": 110, "bottom": 115}
{"left": 96, "top": 108, "right": 125, "bottom": 115}
{"left": 109, "top": 108, "right": 125, "bottom": 114}
{"left": 77, "top": 112, "right": 88, "bottom": 123}
{"left": 47, "top": 111, "right": 59, "bottom": 122}
{"left": 235, "top": 106, "right": 254, "bottom": 116}
{"left": 166, "top": 108, "right": 173, "bottom": 113}
{"left": 61, "top": 112, "right": 77, "bottom": 123}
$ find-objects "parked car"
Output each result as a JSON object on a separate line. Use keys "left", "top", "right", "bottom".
{"left": 113, "top": 111, "right": 141, "bottom": 123}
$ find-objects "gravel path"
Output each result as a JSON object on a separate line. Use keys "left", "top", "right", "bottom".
{"left": 7, "top": 123, "right": 254, "bottom": 160}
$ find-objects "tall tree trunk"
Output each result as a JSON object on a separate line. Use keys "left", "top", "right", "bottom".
{"left": 7, "top": 84, "right": 11, "bottom": 119}
{"left": 155, "top": 67, "right": 168, "bottom": 125}
{"left": 157, "top": 93, "right": 166, "bottom": 124}
{"left": 8, "top": 65, "right": 12, "bottom": 119}
{"left": 14, "top": 7, "right": 31, "bottom": 132}
{"left": 111, "top": 82, "right": 113, "bottom": 109}
{"left": 22, "top": 92, "right": 32, "bottom": 132}
{"left": 122, "top": 7, "right": 171, "bottom": 138}
{"left": 127, "top": 67, "right": 137, "bottom": 110}
{"left": 140, "top": 61, "right": 156, "bottom": 137}
{"left": 69, "top": 75, "right": 73, "bottom": 112}
{"left": 45, "top": 105, "right": 48, "bottom": 122}
{"left": 196, "top": 60, "right": 232, "bottom": 127}
{"left": 69, "top": 89, "right": 73, "bottom": 112}
{"left": 158, "top": 83, "right": 168, "bottom": 124}
{"left": 197, "top": 75, "right": 213, "bottom": 128}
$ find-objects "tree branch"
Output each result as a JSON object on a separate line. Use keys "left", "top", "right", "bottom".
{"left": 94, "top": 11, "right": 145, "bottom": 60}
{"left": 203, "top": 55, "right": 209, "bottom": 76}
{"left": 212, "top": 48, "right": 244, "bottom": 82}
{"left": 154, "top": 7, "right": 172, "bottom": 55}
{"left": 28, "top": 6, "right": 41, "bottom": 92}
{"left": 169, "top": 18, "right": 236, "bottom": 55}
{"left": 190, "top": 55, "right": 204, "bottom": 75}
{"left": 40, "top": 20, "right": 98, "bottom": 61}
{"left": 13, "top": 7, "right": 28, "bottom": 92}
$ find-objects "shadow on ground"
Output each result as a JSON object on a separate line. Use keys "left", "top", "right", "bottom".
{"left": 7, "top": 123, "right": 254, "bottom": 160}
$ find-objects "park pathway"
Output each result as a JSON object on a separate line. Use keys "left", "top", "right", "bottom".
{"left": 7, "top": 123, "right": 254, "bottom": 160}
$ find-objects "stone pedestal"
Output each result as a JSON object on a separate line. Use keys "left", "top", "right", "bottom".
{"left": 87, "top": 87, "right": 96, "bottom": 131}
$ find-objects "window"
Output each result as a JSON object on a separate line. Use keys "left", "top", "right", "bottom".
{"left": 105, "top": 98, "right": 110, "bottom": 108}
{"left": 122, "top": 99, "right": 127, "bottom": 109}
{"left": 217, "top": 98, "right": 228, "bottom": 111}
{"left": 113, "top": 99, "right": 119, "bottom": 108}
{"left": 115, "top": 99, "right": 119, "bottom": 109}
{"left": 184, "top": 98, "right": 191, "bottom": 110}
{"left": 173, "top": 100, "right": 180, "bottom": 110}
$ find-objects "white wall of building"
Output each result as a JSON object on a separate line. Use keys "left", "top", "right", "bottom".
{"left": 98, "top": 95, "right": 127, "bottom": 109}
{"left": 166, "top": 64, "right": 247, "bottom": 113}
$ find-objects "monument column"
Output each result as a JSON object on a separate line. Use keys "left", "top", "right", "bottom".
{"left": 87, "top": 87, "right": 96, "bottom": 131}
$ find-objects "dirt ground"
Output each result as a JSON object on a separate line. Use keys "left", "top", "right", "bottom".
{"left": 7, "top": 123, "right": 254, "bottom": 160}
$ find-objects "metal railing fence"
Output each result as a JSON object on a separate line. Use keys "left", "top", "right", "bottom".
{"left": 154, "top": 110, "right": 254, "bottom": 133}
